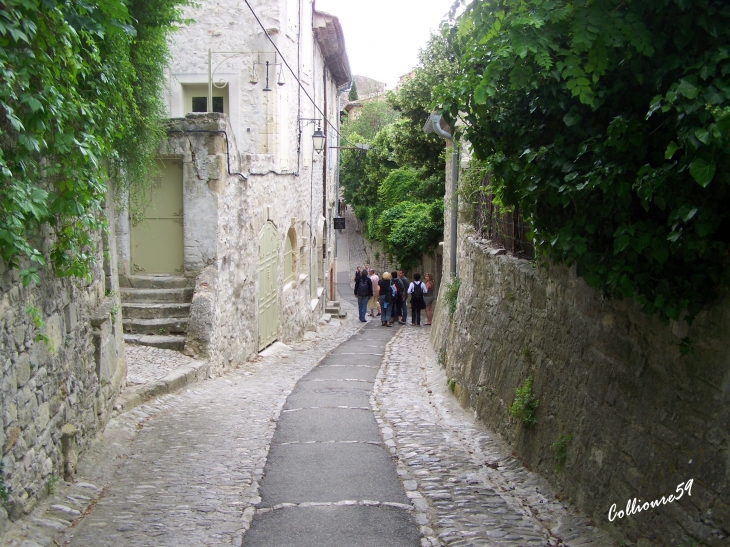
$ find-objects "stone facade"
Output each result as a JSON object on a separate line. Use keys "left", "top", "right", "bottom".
{"left": 0, "top": 199, "right": 126, "bottom": 531}
{"left": 431, "top": 221, "right": 730, "bottom": 545}
{"left": 116, "top": 0, "right": 351, "bottom": 364}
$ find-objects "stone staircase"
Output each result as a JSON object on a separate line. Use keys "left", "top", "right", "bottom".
{"left": 325, "top": 300, "right": 347, "bottom": 319}
{"left": 121, "top": 275, "right": 193, "bottom": 352}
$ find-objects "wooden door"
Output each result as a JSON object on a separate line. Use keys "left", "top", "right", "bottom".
{"left": 130, "top": 159, "right": 184, "bottom": 274}
{"left": 257, "top": 222, "right": 279, "bottom": 351}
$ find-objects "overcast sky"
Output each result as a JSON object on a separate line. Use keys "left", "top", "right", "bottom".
{"left": 314, "top": 0, "right": 456, "bottom": 89}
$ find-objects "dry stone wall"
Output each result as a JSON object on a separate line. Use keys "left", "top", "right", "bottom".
{"left": 432, "top": 228, "right": 729, "bottom": 546}
{"left": 0, "top": 206, "right": 125, "bottom": 532}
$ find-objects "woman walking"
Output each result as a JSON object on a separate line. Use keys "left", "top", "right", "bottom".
{"left": 378, "top": 272, "right": 393, "bottom": 326}
{"left": 423, "top": 273, "right": 435, "bottom": 325}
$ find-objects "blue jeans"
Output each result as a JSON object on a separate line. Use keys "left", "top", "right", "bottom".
{"left": 357, "top": 295, "right": 369, "bottom": 321}
{"left": 378, "top": 295, "right": 391, "bottom": 323}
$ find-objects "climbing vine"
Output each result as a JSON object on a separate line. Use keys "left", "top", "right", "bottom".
{"left": 0, "top": 0, "right": 188, "bottom": 284}
{"left": 438, "top": 0, "right": 730, "bottom": 321}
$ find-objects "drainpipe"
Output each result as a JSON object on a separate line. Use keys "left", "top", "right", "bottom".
{"left": 334, "top": 82, "right": 350, "bottom": 261}
{"left": 449, "top": 148, "right": 459, "bottom": 277}
{"left": 423, "top": 112, "right": 458, "bottom": 277}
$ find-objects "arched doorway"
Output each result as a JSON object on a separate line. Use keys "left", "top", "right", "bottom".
{"left": 257, "top": 221, "right": 279, "bottom": 351}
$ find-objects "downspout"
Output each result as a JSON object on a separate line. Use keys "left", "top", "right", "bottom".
{"left": 424, "top": 113, "right": 458, "bottom": 277}
{"left": 449, "top": 148, "right": 459, "bottom": 277}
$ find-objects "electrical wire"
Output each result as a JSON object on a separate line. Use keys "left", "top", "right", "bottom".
{"left": 242, "top": 0, "right": 358, "bottom": 148}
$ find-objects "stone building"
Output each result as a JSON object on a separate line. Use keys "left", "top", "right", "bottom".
{"left": 116, "top": 0, "right": 352, "bottom": 367}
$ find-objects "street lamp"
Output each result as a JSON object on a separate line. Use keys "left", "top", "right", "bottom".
{"left": 312, "top": 126, "right": 326, "bottom": 154}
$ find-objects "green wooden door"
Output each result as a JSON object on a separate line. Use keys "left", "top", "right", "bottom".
{"left": 130, "top": 159, "right": 184, "bottom": 275}
{"left": 258, "top": 222, "right": 279, "bottom": 351}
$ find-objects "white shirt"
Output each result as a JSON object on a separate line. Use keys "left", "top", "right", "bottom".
{"left": 407, "top": 281, "right": 428, "bottom": 294}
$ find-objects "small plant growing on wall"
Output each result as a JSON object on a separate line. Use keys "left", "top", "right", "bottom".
{"left": 445, "top": 275, "right": 460, "bottom": 318}
{"left": 447, "top": 378, "right": 457, "bottom": 393}
{"left": 551, "top": 434, "right": 572, "bottom": 472}
{"left": 509, "top": 376, "right": 539, "bottom": 427}
{"left": 438, "top": 347, "right": 446, "bottom": 367}
{"left": 521, "top": 347, "right": 533, "bottom": 364}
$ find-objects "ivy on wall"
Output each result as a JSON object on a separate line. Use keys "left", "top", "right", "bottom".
{"left": 437, "top": 0, "right": 730, "bottom": 321}
{"left": 0, "top": 0, "right": 188, "bottom": 284}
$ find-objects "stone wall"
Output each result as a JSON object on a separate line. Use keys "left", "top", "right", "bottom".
{"left": 431, "top": 228, "right": 729, "bottom": 546}
{"left": 160, "top": 114, "right": 328, "bottom": 369}
{"left": 154, "top": 0, "right": 344, "bottom": 362}
{"left": 0, "top": 199, "right": 126, "bottom": 531}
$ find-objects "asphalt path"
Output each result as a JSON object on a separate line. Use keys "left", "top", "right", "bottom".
{"left": 243, "top": 321, "right": 420, "bottom": 547}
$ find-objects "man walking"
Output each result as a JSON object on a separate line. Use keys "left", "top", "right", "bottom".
{"left": 408, "top": 273, "right": 428, "bottom": 326}
{"left": 354, "top": 266, "right": 373, "bottom": 322}
{"left": 398, "top": 270, "right": 410, "bottom": 324}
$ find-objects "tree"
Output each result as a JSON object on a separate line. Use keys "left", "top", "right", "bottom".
{"left": 348, "top": 81, "right": 359, "bottom": 101}
{"left": 388, "top": 32, "right": 455, "bottom": 178}
{"left": 437, "top": 0, "right": 730, "bottom": 321}
{"left": 0, "top": 0, "right": 188, "bottom": 284}
{"left": 341, "top": 100, "right": 399, "bottom": 142}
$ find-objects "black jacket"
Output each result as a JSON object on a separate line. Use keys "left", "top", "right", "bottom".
{"left": 354, "top": 275, "right": 373, "bottom": 297}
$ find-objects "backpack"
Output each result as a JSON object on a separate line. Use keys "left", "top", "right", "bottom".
{"left": 390, "top": 283, "right": 397, "bottom": 299}
{"left": 413, "top": 281, "right": 424, "bottom": 299}
{"left": 357, "top": 276, "right": 369, "bottom": 297}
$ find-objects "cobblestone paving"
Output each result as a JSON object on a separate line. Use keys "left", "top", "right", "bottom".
{"left": 125, "top": 345, "right": 195, "bottom": 385}
{"left": 375, "top": 325, "right": 617, "bottom": 547}
{"left": 52, "top": 314, "right": 364, "bottom": 547}
{"left": 3, "top": 301, "right": 620, "bottom": 547}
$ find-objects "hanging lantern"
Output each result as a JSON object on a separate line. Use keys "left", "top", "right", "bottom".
{"left": 312, "top": 126, "right": 326, "bottom": 153}
{"left": 248, "top": 62, "right": 259, "bottom": 85}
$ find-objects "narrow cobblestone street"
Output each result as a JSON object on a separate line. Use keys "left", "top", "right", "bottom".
{"left": 3, "top": 213, "right": 617, "bottom": 547}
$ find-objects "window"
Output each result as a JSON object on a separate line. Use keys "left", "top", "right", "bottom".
{"left": 192, "top": 96, "right": 224, "bottom": 113}
{"left": 183, "top": 84, "right": 228, "bottom": 115}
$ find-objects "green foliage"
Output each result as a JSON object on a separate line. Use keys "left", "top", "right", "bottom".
{"left": 340, "top": 33, "right": 454, "bottom": 270}
{"left": 509, "top": 376, "right": 539, "bottom": 427}
{"left": 45, "top": 474, "right": 59, "bottom": 495}
{"left": 374, "top": 201, "right": 444, "bottom": 270}
{"left": 0, "top": 0, "right": 188, "bottom": 282}
{"left": 679, "top": 336, "right": 695, "bottom": 356}
{"left": 444, "top": 275, "right": 460, "bottom": 317}
{"left": 348, "top": 81, "right": 359, "bottom": 101}
{"left": 0, "top": 462, "right": 8, "bottom": 508}
{"left": 341, "top": 100, "right": 398, "bottom": 142}
{"left": 551, "top": 434, "right": 572, "bottom": 472}
{"left": 26, "top": 304, "right": 50, "bottom": 348}
{"left": 447, "top": 377, "right": 456, "bottom": 393}
{"left": 438, "top": 0, "right": 730, "bottom": 322}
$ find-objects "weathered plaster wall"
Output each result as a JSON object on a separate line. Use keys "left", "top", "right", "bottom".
{"left": 0, "top": 202, "right": 125, "bottom": 530}
{"left": 431, "top": 229, "right": 730, "bottom": 546}
{"left": 162, "top": 114, "right": 325, "bottom": 368}
{"left": 161, "top": 0, "right": 342, "bottom": 358}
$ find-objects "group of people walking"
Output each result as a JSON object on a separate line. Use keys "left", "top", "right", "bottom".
{"left": 354, "top": 266, "right": 435, "bottom": 327}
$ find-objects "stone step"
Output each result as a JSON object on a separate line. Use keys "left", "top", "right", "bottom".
{"left": 124, "top": 334, "right": 186, "bottom": 351}
{"left": 122, "top": 302, "right": 191, "bottom": 320}
{"left": 120, "top": 287, "right": 193, "bottom": 304}
{"left": 123, "top": 317, "right": 188, "bottom": 335}
{"left": 326, "top": 300, "right": 341, "bottom": 307}
{"left": 325, "top": 305, "right": 340, "bottom": 314}
{"left": 122, "top": 275, "right": 190, "bottom": 289}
